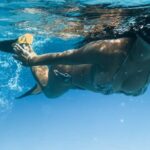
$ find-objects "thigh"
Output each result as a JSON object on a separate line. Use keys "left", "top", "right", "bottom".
{"left": 31, "top": 65, "right": 49, "bottom": 87}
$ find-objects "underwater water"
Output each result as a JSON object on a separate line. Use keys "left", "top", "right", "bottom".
{"left": 1, "top": 0, "right": 150, "bottom": 150}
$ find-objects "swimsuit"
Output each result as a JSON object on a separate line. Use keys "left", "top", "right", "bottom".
{"left": 112, "top": 35, "right": 150, "bottom": 96}
{"left": 94, "top": 35, "right": 150, "bottom": 96}
{"left": 53, "top": 69, "right": 72, "bottom": 83}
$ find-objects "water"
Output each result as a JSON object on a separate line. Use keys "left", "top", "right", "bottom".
{"left": 1, "top": 0, "right": 150, "bottom": 110}
{"left": 0, "top": 1, "right": 150, "bottom": 150}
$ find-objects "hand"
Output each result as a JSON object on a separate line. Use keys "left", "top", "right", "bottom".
{"left": 13, "top": 43, "right": 36, "bottom": 66}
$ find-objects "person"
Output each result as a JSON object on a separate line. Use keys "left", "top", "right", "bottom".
{"left": 0, "top": 32, "right": 150, "bottom": 98}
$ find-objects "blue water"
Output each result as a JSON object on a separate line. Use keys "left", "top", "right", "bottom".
{"left": 1, "top": 0, "right": 150, "bottom": 150}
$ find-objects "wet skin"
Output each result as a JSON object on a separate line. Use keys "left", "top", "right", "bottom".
{"left": 13, "top": 35, "right": 150, "bottom": 98}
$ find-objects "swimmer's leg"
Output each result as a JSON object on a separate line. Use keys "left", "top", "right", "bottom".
{"left": 16, "top": 45, "right": 71, "bottom": 98}
{"left": 12, "top": 34, "right": 72, "bottom": 98}
{"left": 24, "top": 46, "right": 72, "bottom": 98}
{"left": 31, "top": 65, "right": 72, "bottom": 98}
{"left": 0, "top": 39, "right": 17, "bottom": 53}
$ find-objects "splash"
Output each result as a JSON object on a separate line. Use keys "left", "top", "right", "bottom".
{"left": 0, "top": 37, "right": 49, "bottom": 112}
{"left": 8, "top": 60, "right": 22, "bottom": 91}
{"left": 0, "top": 54, "right": 23, "bottom": 112}
{"left": 0, "top": 94, "right": 13, "bottom": 113}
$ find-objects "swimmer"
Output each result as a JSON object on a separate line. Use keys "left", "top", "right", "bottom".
{"left": 1, "top": 33, "right": 150, "bottom": 98}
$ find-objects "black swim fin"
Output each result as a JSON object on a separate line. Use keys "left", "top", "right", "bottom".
{"left": 0, "top": 39, "right": 17, "bottom": 53}
{"left": 16, "top": 84, "right": 42, "bottom": 99}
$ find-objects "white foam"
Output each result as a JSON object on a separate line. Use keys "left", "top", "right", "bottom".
{"left": 0, "top": 93, "right": 13, "bottom": 113}
{"left": 8, "top": 60, "right": 22, "bottom": 91}
{"left": 0, "top": 55, "right": 23, "bottom": 112}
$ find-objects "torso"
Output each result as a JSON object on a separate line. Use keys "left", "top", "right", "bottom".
{"left": 54, "top": 36, "right": 150, "bottom": 96}
{"left": 72, "top": 36, "right": 150, "bottom": 95}
{"left": 112, "top": 36, "right": 150, "bottom": 95}
{"left": 112, "top": 57, "right": 150, "bottom": 95}
{"left": 101, "top": 35, "right": 150, "bottom": 96}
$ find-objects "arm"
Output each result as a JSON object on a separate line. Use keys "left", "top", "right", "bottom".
{"left": 31, "top": 47, "right": 107, "bottom": 66}
{"left": 31, "top": 38, "right": 131, "bottom": 66}
{"left": 14, "top": 39, "right": 130, "bottom": 66}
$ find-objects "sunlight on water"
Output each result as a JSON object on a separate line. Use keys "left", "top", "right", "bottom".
{"left": 82, "top": 0, "right": 150, "bottom": 6}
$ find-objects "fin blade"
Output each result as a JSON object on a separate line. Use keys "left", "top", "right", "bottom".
{"left": 0, "top": 39, "right": 17, "bottom": 53}
{"left": 16, "top": 84, "right": 41, "bottom": 99}
{"left": 0, "top": 33, "right": 33, "bottom": 54}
